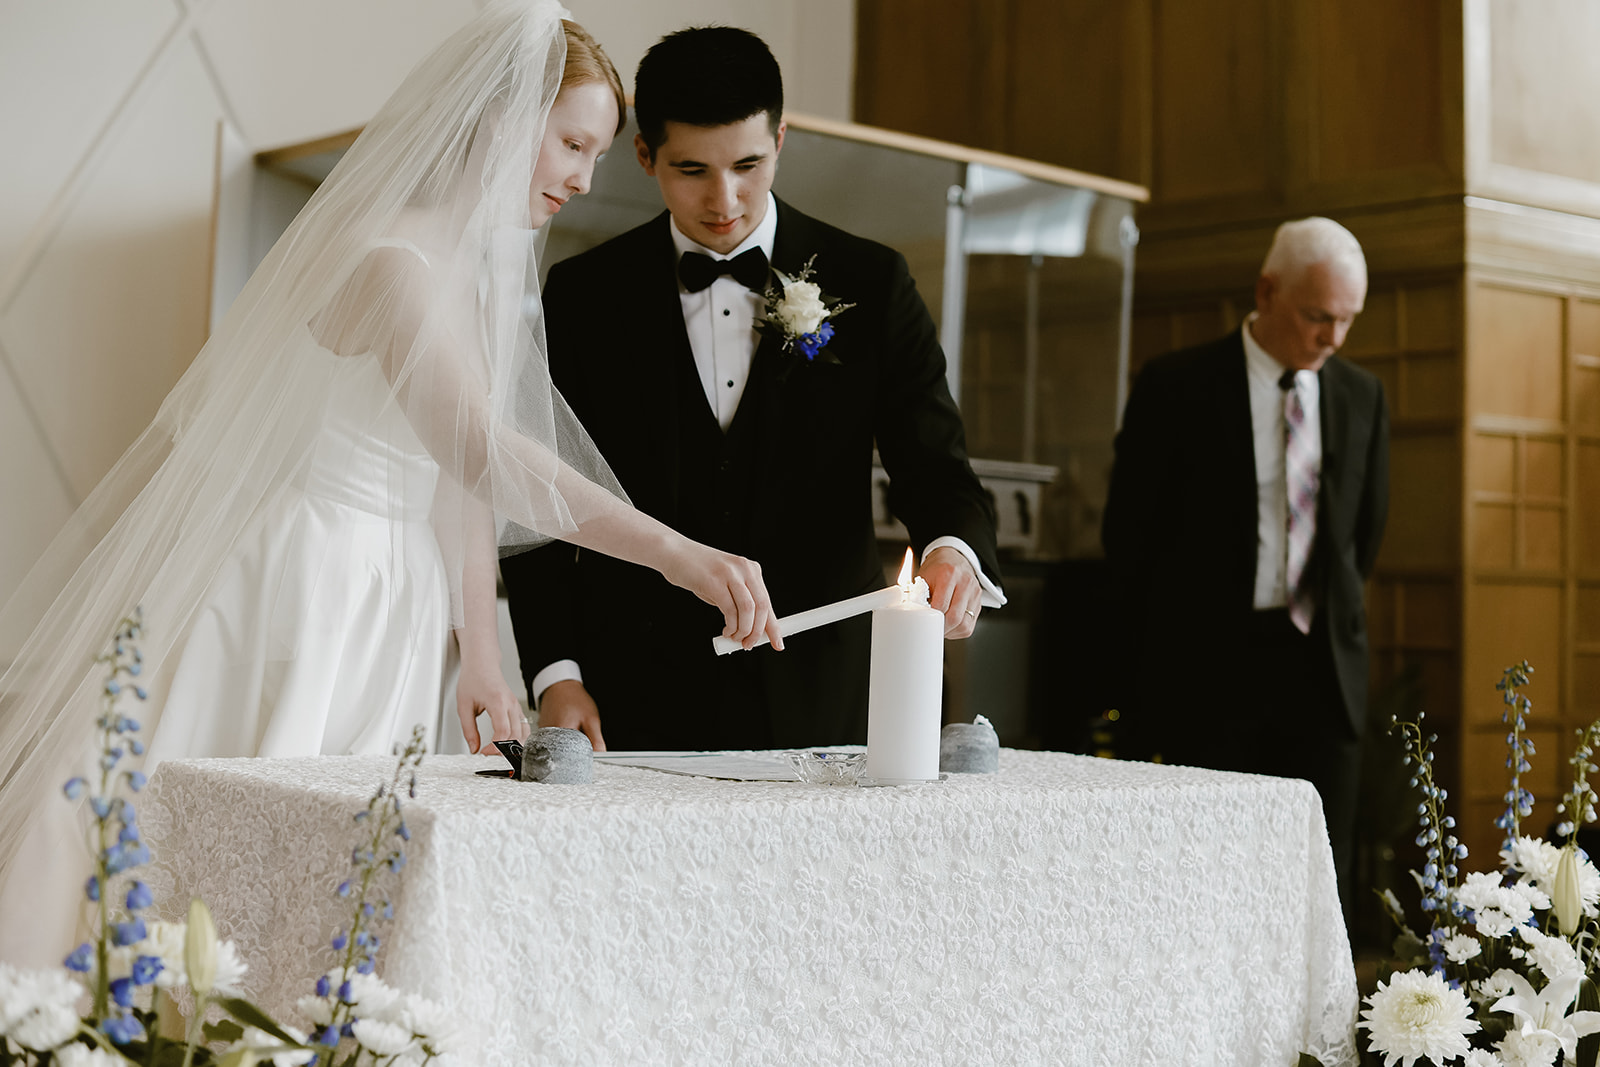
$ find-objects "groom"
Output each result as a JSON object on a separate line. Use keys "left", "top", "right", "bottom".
{"left": 502, "top": 26, "right": 1003, "bottom": 751}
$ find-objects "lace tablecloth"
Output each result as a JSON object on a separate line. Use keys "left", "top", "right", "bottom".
{"left": 145, "top": 750, "right": 1358, "bottom": 1066}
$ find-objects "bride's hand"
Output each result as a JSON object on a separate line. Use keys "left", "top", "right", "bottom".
{"left": 456, "top": 654, "right": 530, "bottom": 755}
{"left": 663, "top": 539, "right": 784, "bottom": 651}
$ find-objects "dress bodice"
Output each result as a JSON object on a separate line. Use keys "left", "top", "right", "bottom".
{"left": 301, "top": 353, "right": 439, "bottom": 521}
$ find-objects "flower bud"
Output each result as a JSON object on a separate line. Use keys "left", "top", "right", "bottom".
{"left": 186, "top": 897, "right": 219, "bottom": 995}
{"left": 1554, "top": 846, "right": 1583, "bottom": 936}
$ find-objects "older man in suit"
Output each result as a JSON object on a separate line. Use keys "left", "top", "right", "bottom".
{"left": 1102, "top": 217, "right": 1389, "bottom": 903}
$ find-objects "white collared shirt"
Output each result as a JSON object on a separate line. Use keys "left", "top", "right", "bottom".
{"left": 670, "top": 192, "right": 780, "bottom": 431}
{"left": 1242, "top": 313, "right": 1322, "bottom": 609}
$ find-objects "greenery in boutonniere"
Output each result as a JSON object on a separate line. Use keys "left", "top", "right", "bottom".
{"left": 757, "top": 254, "right": 854, "bottom": 364}
{"left": 0, "top": 613, "right": 456, "bottom": 1067}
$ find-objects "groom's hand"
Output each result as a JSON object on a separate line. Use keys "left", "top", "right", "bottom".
{"left": 922, "top": 546, "right": 984, "bottom": 639}
{"left": 538, "top": 680, "right": 607, "bottom": 752}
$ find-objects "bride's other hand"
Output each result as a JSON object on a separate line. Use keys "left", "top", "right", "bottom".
{"left": 456, "top": 655, "right": 529, "bottom": 755}
{"left": 663, "top": 540, "right": 784, "bottom": 651}
{"left": 537, "top": 679, "right": 607, "bottom": 752}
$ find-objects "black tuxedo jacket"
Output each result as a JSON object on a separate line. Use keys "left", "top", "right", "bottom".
{"left": 1101, "top": 329, "right": 1389, "bottom": 738}
{"left": 502, "top": 198, "right": 1001, "bottom": 749}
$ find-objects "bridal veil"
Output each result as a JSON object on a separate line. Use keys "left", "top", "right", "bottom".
{"left": 0, "top": 0, "right": 623, "bottom": 880}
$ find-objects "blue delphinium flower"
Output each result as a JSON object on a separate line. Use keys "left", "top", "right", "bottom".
{"left": 64, "top": 943, "right": 94, "bottom": 972}
{"left": 64, "top": 777, "right": 87, "bottom": 800}
{"left": 112, "top": 918, "right": 147, "bottom": 946}
{"left": 130, "top": 955, "right": 163, "bottom": 985}
{"left": 102, "top": 1012, "right": 146, "bottom": 1045}
{"left": 110, "top": 977, "right": 135, "bottom": 1008}
{"left": 85, "top": 875, "right": 101, "bottom": 903}
{"left": 125, "top": 881, "right": 153, "bottom": 910}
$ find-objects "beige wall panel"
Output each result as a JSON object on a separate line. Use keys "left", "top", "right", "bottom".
{"left": 1469, "top": 433, "right": 1514, "bottom": 494}
{"left": 1383, "top": 433, "right": 1460, "bottom": 568}
{"left": 854, "top": 1, "right": 1004, "bottom": 151}
{"left": 1472, "top": 503, "right": 1514, "bottom": 569}
{"left": 196, "top": 0, "right": 478, "bottom": 148}
{"left": 0, "top": 42, "right": 222, "bottom": 499}
{"left": 1522, "top": 506, "right": 1563, "bottom": 571}
{"left": 1362, "top": 356, "right": 1400, "bottom": 413}
{"left": 1573, "top": 301, "right": 1600, "bottom": 356}
{"left": 1467, "top": 284, "right": 1564, "bottom": 422}
{"left": 1402, "top": 579, "right": 1458, "bottom": 650}
{"left": 1574, "top": 364, "right": 1600, "bottom": 433}
{"left": 1523, "top": 438, "right": 1564, "bottom": 499}
{"left": 1579, "top": 444, "right": 1600, "bottom": 571}
{"left": 0, "top": 369, "right": 77, "bottom": 640}
{"left": 1488, "top": 0, "right": 1600, "bottom": 186}
{"left": 0, "top": 0, "right": 174, "bottom": 283}
{"left": 1152, "top": 0, "right": 1271, "bottom": 202}
{"left": 1574, "top": 653, "right": 1600, "bottom": 717}
{"left": 1172, "top": 305, "right": 1228, "bottom": 349}
{"left": 1465, "top": 582, "right": 1561, "bottom": 726}
{"left": 1310, "top": 0, "right": 1443, "bottom": 180}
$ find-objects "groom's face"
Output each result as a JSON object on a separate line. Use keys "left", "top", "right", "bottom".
{"left": 636, "top": 113, "right": 785, "bottom": 255}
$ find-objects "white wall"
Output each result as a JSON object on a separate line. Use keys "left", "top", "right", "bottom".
{"left": 0, "top": 0, "right": 854, "bottom": 637}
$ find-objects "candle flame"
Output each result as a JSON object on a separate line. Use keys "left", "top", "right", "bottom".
{"left": 896, "top": 547, "right": 914, "bottom": 589}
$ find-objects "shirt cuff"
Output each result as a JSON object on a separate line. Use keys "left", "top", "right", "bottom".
{"left": 923, "top": 536, "right": 1007, "bottom": 608}
{"left": 530, "top": 660, "right": 583, "bottom": 709}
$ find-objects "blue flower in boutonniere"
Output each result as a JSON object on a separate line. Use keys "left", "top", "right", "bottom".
{"left": 758, "top": 255, "right": 854, "bottom": 364}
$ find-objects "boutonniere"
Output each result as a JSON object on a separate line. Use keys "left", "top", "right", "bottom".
{"left": 757, "top": 255, "right": 854, "bottom": 364}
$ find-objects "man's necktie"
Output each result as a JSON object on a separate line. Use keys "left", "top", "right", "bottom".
{"left": 1281, "top": 368, "right": 1318, "bottom": 635}
{"left": 677, "top": 248, "right": 769, "bottom": 293}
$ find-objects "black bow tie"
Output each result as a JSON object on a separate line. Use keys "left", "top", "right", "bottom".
{"left": 678, "top": 248, "right": 769, "bottom": 293}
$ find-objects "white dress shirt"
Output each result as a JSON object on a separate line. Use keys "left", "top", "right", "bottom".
{"left": 530, "top": 194, "right": 1004, "bottom": 705}
{"left": 1242, "top": 313, "right": 1322, "bottom": 610}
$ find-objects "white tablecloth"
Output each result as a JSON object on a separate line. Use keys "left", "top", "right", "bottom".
{"left": 145, "top": 750, "right": 1358, "bottom": 1066}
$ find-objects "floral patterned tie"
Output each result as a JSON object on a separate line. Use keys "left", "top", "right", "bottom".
{"left": 1281, "top": 369, "right": 1318, "bottom": 634}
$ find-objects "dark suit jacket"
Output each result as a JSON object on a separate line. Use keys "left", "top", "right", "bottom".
{"left": 502, "top": 198, "right": 1001, "bottom": 749}
{"left": 1101, "top": 328, "right": 1389, "bottom": 740}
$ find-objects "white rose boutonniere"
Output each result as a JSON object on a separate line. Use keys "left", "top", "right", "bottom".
{"left": 758, "top": 255, "right": 853, "bottom": 363}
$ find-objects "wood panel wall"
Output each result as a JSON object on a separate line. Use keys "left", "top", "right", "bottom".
{"left": 857, "top": 0, "right": 1600, "bottom": 871}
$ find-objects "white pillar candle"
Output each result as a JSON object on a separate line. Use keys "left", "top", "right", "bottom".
{"left": 864, "top": 574, "right": 944, "bottom": 784}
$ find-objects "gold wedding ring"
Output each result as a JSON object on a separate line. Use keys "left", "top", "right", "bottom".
{"left": 964, "top": 609, "right": 977, "bottom": 618}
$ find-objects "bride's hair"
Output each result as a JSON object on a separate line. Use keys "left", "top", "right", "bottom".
{"left": 561, "top": 20, "right": 626, "bottom": 135}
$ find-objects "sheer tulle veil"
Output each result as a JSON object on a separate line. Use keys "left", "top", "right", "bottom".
{"left": 0, "top": 0, "right": 624, "bottom": 879}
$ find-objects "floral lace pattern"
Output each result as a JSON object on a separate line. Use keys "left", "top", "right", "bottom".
{"left": 144, "top": 751, "right": 1357, "bottom": 1066}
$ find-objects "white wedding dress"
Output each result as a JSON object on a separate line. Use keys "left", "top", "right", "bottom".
{"left": 0, "top": 341, "right": 454, "bottom": 968}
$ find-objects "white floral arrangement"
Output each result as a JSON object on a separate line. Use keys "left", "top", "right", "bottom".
{"left": 756, "top": 255, "right": 853, "bottom": 363}
{"left": 0, "top": 612, "right": 457, "bottom": 1067}
{"left": 1321, "top": 662, "right": 1600, "bottom": 1067}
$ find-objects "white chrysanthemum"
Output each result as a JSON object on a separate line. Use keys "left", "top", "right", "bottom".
{"left": 1359, "top": 969, "right": 1480, "bottom": 1067}
{"left": 54, "top": 1045, "right": 126, "bottom": 1067}
{"left": 212, "top": 940, "right": 248, "bottom": 995}
{"left": 1476, "top": 908, "right": 1520, "bottom": 939}
{"left": 395, "top": 992, "right": 457, "bottom": 1051}
{"left": 1502, "top": 837, "right": 1562, "bottom": 887}
{"left": 341, "top": 972, "right": 401, "bottom": 1020}
{"left": 1444, "top": 933, "right": 1484, "bottom": 963}
{"left": 1498, "top": 1027, "right": 1563, "bottom": 1067}
{"left": 1459, "top": 871, "right": 1512, "bottom": 912}
{"left": 1516, "top": 925, "right": 1582, "bottom": 979}
{"left": 352, "top": 1017, "right": 416, "bottom": 1056}
{"left": 0, "top": 966, "right": 84, "bottom": 1051}
{"left": 1479, "top": 969, "right": 1520, "bottom": 1000}
{"left": 295, "top": 995, "right": 334, "bottom": 1027}
{"left": 1508, "top": 880, "right": 1552, "bottom": 912}
{"left": 1463, "top": 1050, "right": 1505, "bottom": 1067}
{"left": 1577, "top": 855, "right": 1600, "bottom": 916}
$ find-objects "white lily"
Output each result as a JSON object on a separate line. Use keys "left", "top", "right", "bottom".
{"left": 1492, "top": 971, "right": 1600, "bottom": 1061}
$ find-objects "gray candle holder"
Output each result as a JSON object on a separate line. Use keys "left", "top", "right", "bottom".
{"left": 939, "top": 715, "right": 999, "bottom": 774}
{"left": 518, "top": 726, "right": 594, "bottom": 784}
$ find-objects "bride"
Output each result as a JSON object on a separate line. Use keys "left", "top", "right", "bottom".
{"left": 0, "top": 1, "right": 781, "bottom": 965}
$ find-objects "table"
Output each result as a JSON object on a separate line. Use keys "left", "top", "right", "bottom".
{"left": 144, "top": 750, "right": 1358, "bottom": 1066}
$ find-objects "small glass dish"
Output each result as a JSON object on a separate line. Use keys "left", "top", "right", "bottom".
{"left": 785, "top": 750, "right": 868, "bottom": 786}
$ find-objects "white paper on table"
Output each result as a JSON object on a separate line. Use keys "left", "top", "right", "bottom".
{"left": 593, "top": 752, "right": 799, "bottom": 782}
